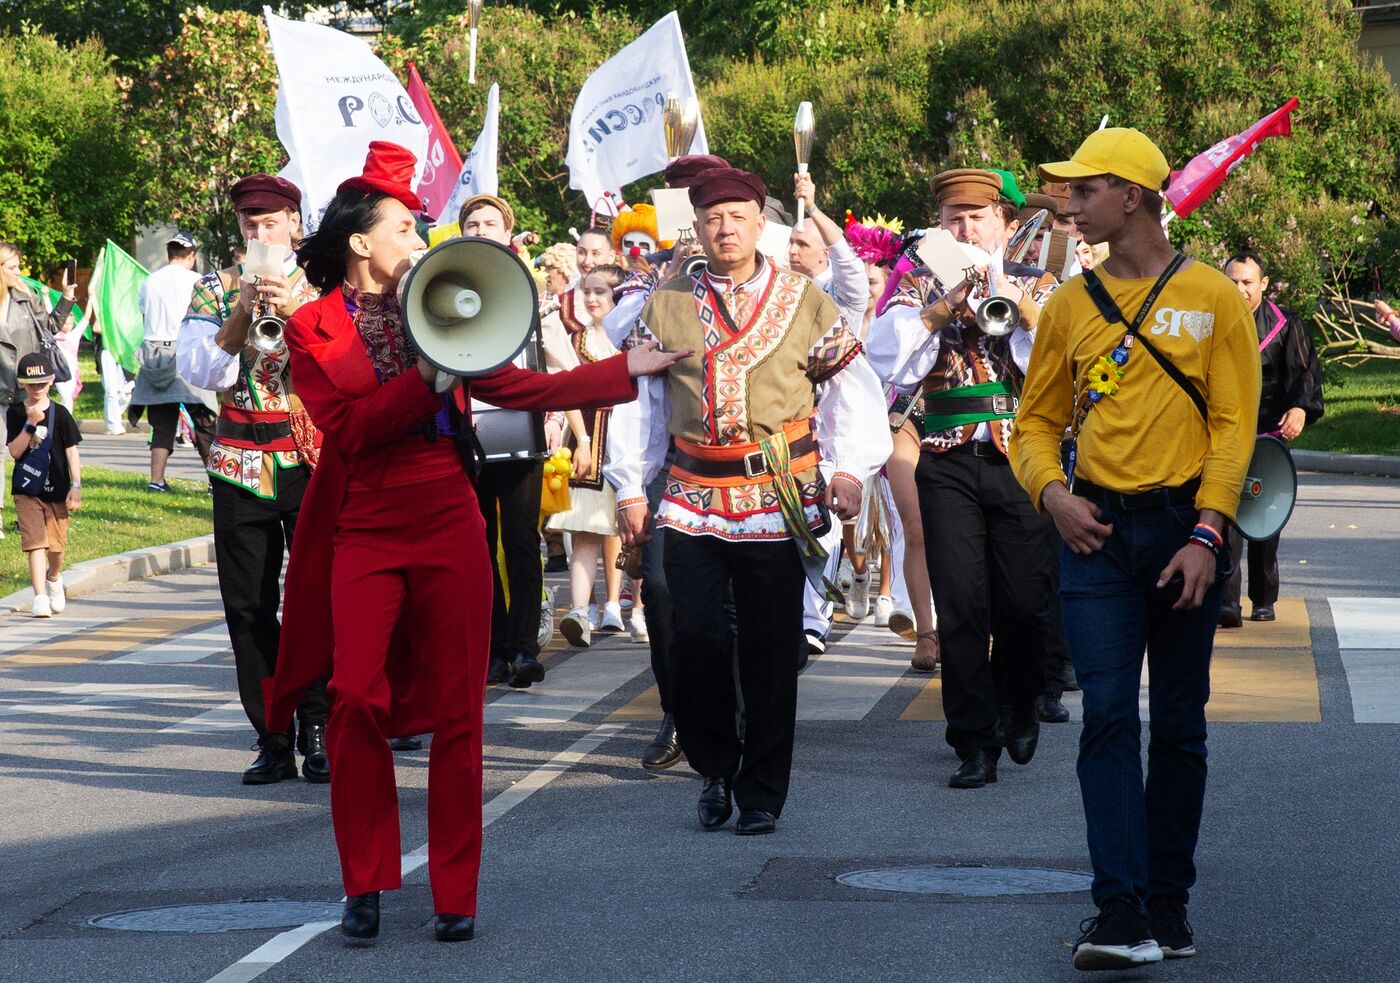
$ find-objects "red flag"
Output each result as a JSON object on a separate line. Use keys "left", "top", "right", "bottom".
{"left": 1164, "top": 98, "right": 1299, "bottom": 219}
{"left": 405, "top": 63, "right": 465, "bottom": 222}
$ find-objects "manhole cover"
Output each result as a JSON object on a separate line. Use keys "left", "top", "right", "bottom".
{"left": 88, "top": 900, "right": 341, "bottom": 933}
{"left": 837, "top": 864, "right": 1092, "bottom": 897}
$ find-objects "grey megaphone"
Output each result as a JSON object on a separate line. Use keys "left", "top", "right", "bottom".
{"left": 1236, "top": 435, "right": 1297, "bottom": 542}
{"left": 398, "top": 236, "right": 538, "bottom": 378}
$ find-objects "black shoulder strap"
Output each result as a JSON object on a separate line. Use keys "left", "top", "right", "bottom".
{"left": 1081, "top": 255, "right": 1207, "bottom": 423}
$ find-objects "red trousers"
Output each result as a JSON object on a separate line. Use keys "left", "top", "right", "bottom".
{"left": 327, "top": 473, "right": 491, "bottom": 915}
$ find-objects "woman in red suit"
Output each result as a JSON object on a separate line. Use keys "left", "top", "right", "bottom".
{"left": 262, "top": 143, "right": 686, "bottom": 943}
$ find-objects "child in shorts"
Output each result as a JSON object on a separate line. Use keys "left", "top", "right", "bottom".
{"left": 6, "top": 352, "right": 82, "bottom": 617}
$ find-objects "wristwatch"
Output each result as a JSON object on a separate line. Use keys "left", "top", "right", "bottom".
{"left": 23, "top": 422, "right": 36, "bottom": 434}
{"left": 70, "top": 481, "right": 81, "bottom": 489}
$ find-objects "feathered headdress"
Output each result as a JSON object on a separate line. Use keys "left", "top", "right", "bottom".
{"left": 844, "top": 214, "right": 906, "bottom": 269}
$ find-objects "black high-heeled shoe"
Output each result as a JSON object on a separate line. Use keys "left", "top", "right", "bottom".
{"left": 434, "top": 913, "right": 476, "bottom": 942}
{"left": 341, "top": 892, "right": 380, "bottom": 940}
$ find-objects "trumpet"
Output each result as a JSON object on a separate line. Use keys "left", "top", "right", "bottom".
{"left": 249, "top": 276, "right": 286, "bottom": 354}
{"left": 965, "top": 266, "right": 1021, "bottom": 337}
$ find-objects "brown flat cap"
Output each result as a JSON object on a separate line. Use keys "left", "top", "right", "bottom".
{"left": 231, "top": 173, "right": 302, "bottom": 214}
{"left": 458, "top": 193, "right": 516, "bottom": 233}
{"left": 1040, "top": 181, "right": 1072, "bottom": 209}
{"left": 1021, "top": 192, "right": 1060, "bottom": 218}
{"left": 664, "top": 154, "right": 731, "bottom": 189}
{"left": 688, "top": 167, "right": 766, "bottom": 210}
{"left": 931, "top": 168, "right": 1004, "bottom": 208}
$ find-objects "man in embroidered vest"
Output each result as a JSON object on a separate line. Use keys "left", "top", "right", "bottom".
{"left": 866, "top": 168, "right": 1060, "bottom": 791}
{"left": 1219, "top": 248, "right": 1322, "bottom": 627}
{"left": 177, "top": 173, "right": 329, "bottom": 786}
{"left": 608, "top": 167, "right": 890, "bottom": 835}
{"left": 1012, "top": 128, "right": 1260, "bottom": 970}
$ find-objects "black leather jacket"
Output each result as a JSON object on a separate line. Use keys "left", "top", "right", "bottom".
{"left": 1, "top": 288, "right": 71, "bottom": 405}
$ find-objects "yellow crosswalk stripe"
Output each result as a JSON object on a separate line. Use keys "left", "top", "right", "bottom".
{"left": 1208, "top": 597, "right": 1319, "bottom": 722}
{"left": 607, "top": 684, "right": 663, "bottom": 722}
{"left": 899, "top": 675, "right": 945, "bottom": 721}
{"left": 1213, "top": 597, "right": 1310, "bottom": 649}
{"left": 3, "top": 614, "right": 222, "bottom": 666}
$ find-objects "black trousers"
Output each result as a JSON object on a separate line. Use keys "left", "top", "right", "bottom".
{"left": 1043, "top": 516, "right": 1074, "bottom": 699}
{"left": 916, "top": 446, "right": 1051, "bottom": 757}
{"left": 641, "top": 475, "right": 674, "bottom": 713}
{"left": 667, "top": 532, "right": 804, "bottom": 816}
{"left": 1225, "top": 527, "right": 1280, "bottom": 608}
{"left": 211, "top": 464, "right": 327, "bottom": 741}
{"left": 476, "top": 459, "right": 544, "bottom": 661}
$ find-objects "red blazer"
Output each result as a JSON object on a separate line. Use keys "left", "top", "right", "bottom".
{"left": 263, "top": 290, "right": 637, "bottom": 735}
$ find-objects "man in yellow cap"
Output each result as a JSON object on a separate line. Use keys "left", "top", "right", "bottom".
{"left": 1011, "top": 128, "right": 1260, "bottom": 970}
{"left": 865, "top": 167, "right": 1060, "bottom": 791}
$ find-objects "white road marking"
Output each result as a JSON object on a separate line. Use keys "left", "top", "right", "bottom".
{"left": 798, "top": 634, "right": 912, "bottom": 721}
{"left": 1329, "top": 598, "right": 1400, "bottom": 649}
{"left": 110, "top": 625, "right": 231, "bottom": 665}
{"left": 485, "top": 645, "right": 647, "bottom": 726}
{"left": 203, "top": 721, "right": 629, "bottom": 983}
{"left": 162, "top": 701, "right": 247, "bottom": 733}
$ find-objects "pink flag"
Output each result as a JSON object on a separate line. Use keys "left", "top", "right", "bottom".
{"left": 1164, "top": 98, "right": 1299, "bottom": 219}
{"left": 405, "top": 63, "right": 465, "bottom": 222}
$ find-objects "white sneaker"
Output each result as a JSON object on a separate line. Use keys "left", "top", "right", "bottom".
{"left": 845, "top": 572, "right": 871, "bottom": 620}
{"left": 873, "top": 595, "right": 893, "bottom": 627}
{"left": 537, "top": 587, "right": 555, "bottom": 649}
{"left": 629, "top": 612, "right": 650, "bottom": 644}
{"left": 599, "top": 601, "right": 626, "bottom": 633}
{"left": 105, "top": 424, "right": 127, "bottom": 436}
{"left": 560, "top": 608, "right": 592, "bottom": 648}
{"left": 31, "top": 594, "right": 52, "bottom": 618}
{"left": 46, "top": 576, "right": 66, "bottom": 614}
{"left": 587, "top": 602, "right": 599, "bottom": 628}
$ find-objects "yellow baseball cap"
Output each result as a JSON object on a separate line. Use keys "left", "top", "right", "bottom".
{"left": 1038, "top": 128, "right": 1171, "bottom": 191}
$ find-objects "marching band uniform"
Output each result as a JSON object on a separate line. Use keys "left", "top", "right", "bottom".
{"left": 177, "top": 173, "right": 329, "bottom": 784}
{"left": 262, "top": 144, "right": 639, "bottom": 933}
{"left": 608, "top": 168, "right": 890, "bottom": 829}
{"left": 866, "top": 168, "right": 1059, "bottom": 788}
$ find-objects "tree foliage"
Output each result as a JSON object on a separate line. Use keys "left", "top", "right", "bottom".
{"left": 0, "top": 27, "right": 143, "bottom": 271}
{"left": 127, "top": 8, "right": 284, "bottom": 266}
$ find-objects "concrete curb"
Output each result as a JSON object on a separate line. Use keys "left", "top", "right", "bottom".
{"left": 1294, "top": 449, "right": 1400, "bottom": 478}
{"left": 0, "top": 534, "right": 216, "bottom": 615}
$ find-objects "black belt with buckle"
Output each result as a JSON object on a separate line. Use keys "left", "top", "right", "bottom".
{"left": 216, "top": 418, "right": 293, "bottom": 445}
{"left": 673, "top": 433, "right": 818, "bottom": 480}
{"left": 923, "top": 393, "right": 1019, "bottom": 417}
{"left": 947, "top": 440, "right": 1007, "bottom": 460}
{"left": 1073, "top": 476, "right": 1201, "bottom": 511}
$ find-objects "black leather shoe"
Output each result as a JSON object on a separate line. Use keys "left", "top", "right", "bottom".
{"left": 697, "top": 777, "right": 733, "bottom": 830}
{"left": 508, "top": 652, "right": 546, "bottom": 689}
{"left": 1005, "top": 707, "right": 1040, "bottom": 765}
{"left": 735, "top": 809, "right": 776, "bottom": 836}
{"left": 341, "top": 892, "right": 379, "bottom": 940}
{"left": 486, "top": 658, "right": 510, "bottom": 685}
{"left": 433, "top": 913, "right": 475, "bottom": 942}
{"left": 949, "top": 749, "right": 998, "bottom": 789}
{"left": 242, "top": 735, "right": 297, "bottom": 785}
{"left": 301, "top": 722, "right": 331, "bottom": 783}
{"left": 388, "top": 736, "right": 423, "bottom": 752}
{"left": 641, "top": 714, "right": 683, "bottom": 770}
{"left": 1218, "top": 603, "right": 1243, "bottom": 629}
{"left": 1037, "top": 693, "right": 1070, "bottom": 724}
{"left": 1249, "top": 604, "right": 1276, "bottom": 622}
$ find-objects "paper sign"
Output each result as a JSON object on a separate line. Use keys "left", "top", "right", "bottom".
{"left": 651, "top": 187, "right": 695, "bottom": 243}
{"left": 758, "top": 220, "right": 792, "bottom": 263}
{"left": 915, "top": 229, "right": 991, "bottom": 289}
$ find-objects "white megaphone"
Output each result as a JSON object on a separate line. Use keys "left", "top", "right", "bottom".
{"left": 398, "top": 236, "right": 538, "bottom": 379}
{"left": 1236, "top": 435, "right": 1298, "bottom": 542}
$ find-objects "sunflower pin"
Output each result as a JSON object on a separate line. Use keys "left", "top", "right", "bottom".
{"left": 1086, "top": 355, "right": 1125, "bottom": 402}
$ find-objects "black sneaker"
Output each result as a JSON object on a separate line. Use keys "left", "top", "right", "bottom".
{"left": 1072, "top": 896, "right": 1163, "bottom": 971}
{"left": 1148, "top": 897, "right": 1196, "bottom": 959}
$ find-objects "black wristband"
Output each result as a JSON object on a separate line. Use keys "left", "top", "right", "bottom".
{"left": 24, "top": 422, "right": 36, "bottom": 434}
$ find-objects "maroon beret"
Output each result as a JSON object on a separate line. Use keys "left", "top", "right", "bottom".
{"left": 231, "top": 173, "right": 302, "bottom": 215}
{"left": 664, "top": 153, "right": 731, "bottom": 189}
{"left": 688, "top": 167, "right": 767, "bottom": 210}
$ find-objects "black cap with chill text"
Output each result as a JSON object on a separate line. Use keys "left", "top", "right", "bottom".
{"left": 17, "top": 352, "right": 55, "bottom": 383}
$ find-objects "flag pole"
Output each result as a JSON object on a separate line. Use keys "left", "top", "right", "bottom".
{"left": 468, "top": 1, "right": 483, "bottom": 85}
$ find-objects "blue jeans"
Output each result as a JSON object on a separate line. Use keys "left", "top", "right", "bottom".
{"left": 1059, "top": 493, "right": 1225, "bottom": 909}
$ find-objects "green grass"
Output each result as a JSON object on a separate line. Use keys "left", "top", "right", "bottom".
{"left": 1292, "top": 360, "right": 1400, "bottom": 457}
{"left": 1, "top": 466, "right": 211, "bottom": 597}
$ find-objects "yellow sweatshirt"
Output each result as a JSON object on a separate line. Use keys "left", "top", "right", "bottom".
{"left": 1010, "top": 260, "right": 1262, "bottom": 519}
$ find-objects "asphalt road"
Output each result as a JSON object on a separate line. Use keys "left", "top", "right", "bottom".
{"left": 0, "top": 469, "right": 1397, "bottom": 982}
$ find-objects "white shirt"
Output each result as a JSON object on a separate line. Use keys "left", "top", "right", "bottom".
{"left": 138, "top": 264, "right": 201, "bottom": 345}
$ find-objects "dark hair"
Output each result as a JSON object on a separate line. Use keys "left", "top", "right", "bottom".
{"left": 167, "top": 243, "right": 197, "bottom": 262}
{"left": 583, "top": 263, "right": 627, "bottom": 295}
{"left": 297, "top": 189, "right": 393, "bottom": 294}
{"left": 1103, "top": 174, "right": 1164, "bottom": 219}
{"left": 1224, "top": 248, "right": 1267, "bottom": 279}
{"left": 577, "top": 228, "right": 612, "bottom": 248}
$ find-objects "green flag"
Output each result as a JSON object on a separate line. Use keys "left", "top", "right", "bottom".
{"left": 87, "top": 239, "right": 149, "bottom": 374}
{"left": 19, "top": 275, "right": 85, "bottom": 326}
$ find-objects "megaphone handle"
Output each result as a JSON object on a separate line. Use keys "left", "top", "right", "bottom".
{"left": 435, "top": 370, "right": 461, "bottom": 394}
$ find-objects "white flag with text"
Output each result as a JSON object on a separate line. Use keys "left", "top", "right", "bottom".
{"left": 265, "top": 7, "right": 429, "bottom": 229}
{"left": 565, "top": 12, "right": 708, "bottom": 210}
{"left": 438, "top": 83, "right": 501, "bottom": 227}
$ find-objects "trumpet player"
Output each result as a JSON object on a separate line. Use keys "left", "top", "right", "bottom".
{"left": 177, "top": 173, "right": 329, "bottom": 786}
{"left": 865, "top": 168, "right": 1058, "bottom": 790}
